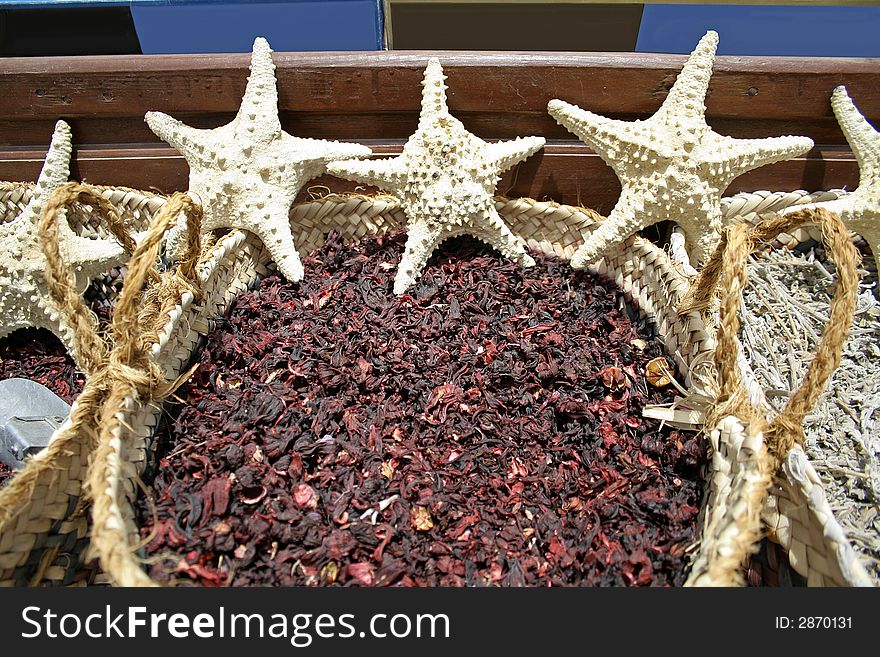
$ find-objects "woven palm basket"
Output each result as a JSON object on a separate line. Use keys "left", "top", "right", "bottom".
{"left": 0, "top": 182, "right": 165, "bottom": 587}
{"left": 2, "top": 182, "right": 871, "bottom": 587}
{"left": 687, "top": 190, "right": 875, "bottom": 587}
{"left": 76, "top": 186, "right": 866, "bottom": 588}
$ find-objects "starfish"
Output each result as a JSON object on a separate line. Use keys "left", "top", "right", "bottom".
{"left": 0, "top": 120, "right": 126, "bottom": 366}
{"left": 782, "top": 86, "right": 880, "bottom": 258}
{"left": 549, "top": 31, "right": 813, "bottom": 269}
{"left": 146, "top": 37, "right": 372, "bottom": 282}
{"left": 327, "top": 58, "right": 545, "bottom": 294}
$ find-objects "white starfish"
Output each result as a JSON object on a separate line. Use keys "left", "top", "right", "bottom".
{"left": 146, "top": 37, "right": 372, "bottom": 282}
{"left": 549, "top": 31, "right": 813, "bottom": 268}
{"left": 327, "top": 58, "right": 545, "bottom": 294}
{"left": 0, "top": 120, "right": 126, "bottom": 366}
{"left": 782, "top": 86, "right": 880, "bottom": 259}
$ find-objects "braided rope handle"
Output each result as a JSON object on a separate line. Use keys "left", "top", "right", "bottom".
{"left": 89, "top": 193, "right": 203, "bottom": 587}
{"left": 691, "top": 207, "right": 860, "bottom": 459}
{"left": 38, "top": 182, "right": 137, "bottom": 375}
{"left": 681, "top": 208, "right": 860, "bottom": 586}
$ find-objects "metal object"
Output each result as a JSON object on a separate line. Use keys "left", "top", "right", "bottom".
{"left": 0, "top": 378, "right": 71, "bottom": 470}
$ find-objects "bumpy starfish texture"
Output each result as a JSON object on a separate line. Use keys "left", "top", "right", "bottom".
{"left": 327, "top": 58, "right": 544, "bottom": 294}
{"left": 0, "top": 120, "right": 126, "bottom": 365}
{"left": 146, "top": 37, "right": 371, "bottom": 282}
{"left": 782, "top": 87, "right": 880, "bottom": 258}
{"left": 549, "top": 31, "right": 813, "bottom": 269}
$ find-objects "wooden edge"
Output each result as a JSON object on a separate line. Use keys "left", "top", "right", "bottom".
{"left": 1, "top": 50, "right": 877, "bottom": 122}
{"left": 3, "top": 50, "right": 878, "bottom": 75}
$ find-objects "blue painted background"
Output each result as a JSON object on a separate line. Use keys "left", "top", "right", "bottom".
{"left": 130, "top": 1, "right": 384, "bottom": 54}
{"left": 637, "top": 4, "right": 880, "bottom": 57}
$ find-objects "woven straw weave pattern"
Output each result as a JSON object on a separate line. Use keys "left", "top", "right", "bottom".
{"left": 0, "top": 187, "right": 870, "bottom": 586}
{"left": 724, "top": 208, "right": 873, "bottom": 587}
{"left": 710, "top": 197, "right": 872, "bottom": 587}
{"left": 686, "top": 416, "right": 768, "bottom": 586}
{"left": 1, "top": 182, "right": 165, "bottom": 236}
{"left": 0, "top": 408, "right": 92, "bottom": 586}
{"left": 0, "top": 185, "right": 166, "bottom": 586}
{"left": 763, "top": 449, "right": 873, "bottom": 586}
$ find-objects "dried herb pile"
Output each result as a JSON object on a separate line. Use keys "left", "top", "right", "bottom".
{"left": 136, "top": 232, "right": 707, "bottom": 587}
{"left": 0, "top": 328, "right": 84, "bottom": 405}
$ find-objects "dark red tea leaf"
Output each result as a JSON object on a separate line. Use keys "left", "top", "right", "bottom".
{"left": 135, "top": 232, "right": 708, "bottom": 587}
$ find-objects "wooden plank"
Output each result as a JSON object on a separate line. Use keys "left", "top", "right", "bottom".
{"left": 0, "top": 113, "right": 858, "bottom": 147}
{"left": 0, "top": 51, "right": 877, "bottom": 125}
{"left": 0, "top": 143, "right": 858, "bottom": 212}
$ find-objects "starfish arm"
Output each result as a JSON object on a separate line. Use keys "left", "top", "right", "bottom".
{"left": 675, "top": 210, "right": 724, "bottom": 267}
{"left": 393, "top": 220, "right": 444, "bottom": 295}
{"left": 570, "top": 194, "right": 643, "bottom": 269}
{"left": 249, "top": 198, "right": 305, "bottom": 282}
{"left": 823, "top": 197, "right": 880, "bottom": 243}
{"left": 32, "top": 121, "right": 73, "bottom": 204}
{"left": 703, "top": 134, "right": 813, "bottom": 182}
{"left": 470, "top": 207, "right": 535, "bottom": 267}
{"left": 30, "top": 297, "right": 72, "bottom": 354}
{"left": 419, "top": 58, "right": 450, "bottom": 125}
{"left": 783, "top": 196, "right": 880, "bottom": 259}
{"left": 40, "top": 167, "right": 127, "bottom": 284}
{"left": 833, "top": 86, "right": 880, "bottom": 182}
{"left": 55, "top": 322, "right": 80, "bottom": 363}
{"left": 145, "top": 111, "right": 212, "bottom": 167}
{"left": 657, "top": 31, "right": 717, "bottom": 129}
{"left": 60, "top": 231, "right": 127, "bottom": 290}
{"left": 548, "top": 100, "right": 657, "bottom": 165}
{"left": 61, "top": 230, "right": 126, "bottom": 269}
{"left": 13, "top": 120, "right": 74, "bottom": 230}
{"left": 234, "top": 37, "right": 282, "bottom": 146}
{"left": 0, "top": 120, "right": 96, "bottom": 365}
{"left": 288, "top": 136, "right": 373, "bottom": 166}
{"left": 484, "top": 137, "right": 545, "bottom": 173}
{"left": 0, "top": 298, "right": 27, "bottom": 341}
{"left": 0, "top": 288, "right": 82, "bottom": 368}
{"left": 26, "top": 296, "right": 87, "bottom": 367}
{"left": 326, "top": 157, "right": 406, "bottom": 194}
